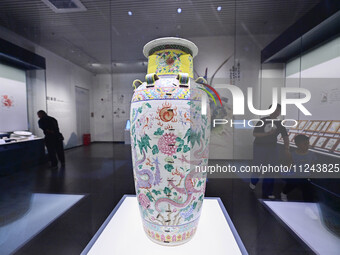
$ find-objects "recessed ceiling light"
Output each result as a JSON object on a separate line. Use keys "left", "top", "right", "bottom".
{"left": 217, "top": 6, "right": 222, "bottom": 11}
{"left": 90, "top": 63, "right": 101, "bottom": 67}
{"left": 128, "top": 11, "right": 132, "bottom": 16}
{"left": 177, "top": 8, "right": 182, "bottom": 14}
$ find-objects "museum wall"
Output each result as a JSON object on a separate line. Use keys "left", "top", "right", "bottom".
{"left": 0, "top": 26, "right": 95, "bottom": 149}
{"left": 92, "top": 73, "right": 144, "bottom": 142}
{"left": 285, "top": 35, "right": 340, "bottom": 121}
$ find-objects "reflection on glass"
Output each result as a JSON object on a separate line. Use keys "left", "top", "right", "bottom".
{"left": 312, "top": 180, "right": 340, "bottom": 237}
{"left": 0, "top": 173, "right": 83, "bottom": 255}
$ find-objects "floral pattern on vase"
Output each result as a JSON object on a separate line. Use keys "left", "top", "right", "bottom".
{"left": 131, "top": 37, "right": 210, "bottom": 246}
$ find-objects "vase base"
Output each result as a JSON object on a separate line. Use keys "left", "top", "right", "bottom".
{"left": 143, "top": 224, "right": 197, "bottom": 246}
{"left": 144, "top": 228, "right": 196, "bottom": 246}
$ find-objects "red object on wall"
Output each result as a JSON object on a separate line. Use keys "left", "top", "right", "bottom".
{"left": 83, "top": 134, "right": 91, "bottom": 146}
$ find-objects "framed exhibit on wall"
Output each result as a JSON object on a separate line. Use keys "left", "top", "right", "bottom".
{"left": 321, "top": 121, "right": 331, "bottom": 132}
{"left": 326, "top": 121, "right": 340, "bottom": 133}
{"left": 0, "top": 65, "right": 28, "bottom": 132}
{"left": 316, "top": 121, "right": 326, "bottom": 132}
{"left": 288, "top": 133, "right": 295, "bottom": 142}
{"left": 309, "top": 135, "right": 318, "bottom": 146}
{"left": 308, "top": 121, "right": 320, "bottom": 132}
{"left": 324, "top": 138, "right": 338, "bottom": 151}
{"left": 304, "top": 121, "right": 313, "bottom": 131}
{"left": 314, "top": 137, "right": 327, "bottom": 148}
{"left": 334, "top": 141, "right": 340, "bottom": 153}
{"left": 297, "top": 120, "right": 307, "bottom": 130}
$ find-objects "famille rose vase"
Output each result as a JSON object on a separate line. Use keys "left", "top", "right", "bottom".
{"left": 130, "top": 37, "right": 211, "bottom": 246}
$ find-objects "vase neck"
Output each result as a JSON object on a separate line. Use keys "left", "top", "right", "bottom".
{"left": 147, "top": 48, "right": 194, "bottom": 78}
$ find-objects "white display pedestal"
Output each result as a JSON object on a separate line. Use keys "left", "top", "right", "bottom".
{"left": 262, "top": 201, "right": 340, "bottom": 255}
{"left": 82, "top": 195, "right": 247, "bottom": 255}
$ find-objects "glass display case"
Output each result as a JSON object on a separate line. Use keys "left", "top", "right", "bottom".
{"left": 0, "top": 1, "right": 339, "bottom": 254}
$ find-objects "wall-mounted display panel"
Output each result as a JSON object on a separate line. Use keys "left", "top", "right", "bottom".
{"left": 0, "top": 63, "right": 28, "bottom": 132}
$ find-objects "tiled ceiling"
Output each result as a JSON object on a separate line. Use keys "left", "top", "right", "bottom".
{"left": 0, "top": 0, "right": 320, "bottom": 73}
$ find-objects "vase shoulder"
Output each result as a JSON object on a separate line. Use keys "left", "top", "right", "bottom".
{"left": 132, "top": 76, "right": 205, "bottom": 103}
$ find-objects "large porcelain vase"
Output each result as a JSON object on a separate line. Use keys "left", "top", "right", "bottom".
{"left": 130, "top": 37, "right": 211, "bottom": 245}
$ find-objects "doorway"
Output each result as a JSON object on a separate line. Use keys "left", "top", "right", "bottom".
{"left": 75, "top": 86, "right": 90, "bottom": 146}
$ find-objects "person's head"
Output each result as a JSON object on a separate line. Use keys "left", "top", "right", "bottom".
{"left": 294, "top": 134, "right": 309, "bottom": 152}
{"left": 37, "top": 110, "right": 47, "bottom": 119}
{"left": 269, "top": 104, "right": 281, "bottom": 118}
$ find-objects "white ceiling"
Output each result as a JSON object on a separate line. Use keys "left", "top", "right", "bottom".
{"left": 0, "top": 0, "right": 320, "bottom": 73}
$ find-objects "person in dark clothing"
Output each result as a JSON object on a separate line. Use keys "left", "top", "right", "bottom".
{"left": 37, "top": 110, "right": 65, "bottom": 168}
{"left": 249, "top": 104, "right": 290, "bottom": 199}
{"left": 280, "top": 134, "right": 315, "bottom": 202}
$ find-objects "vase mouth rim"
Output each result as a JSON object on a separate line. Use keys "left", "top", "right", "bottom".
{"left": 143, "top": 37, "right": 198, "bottom": 58}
